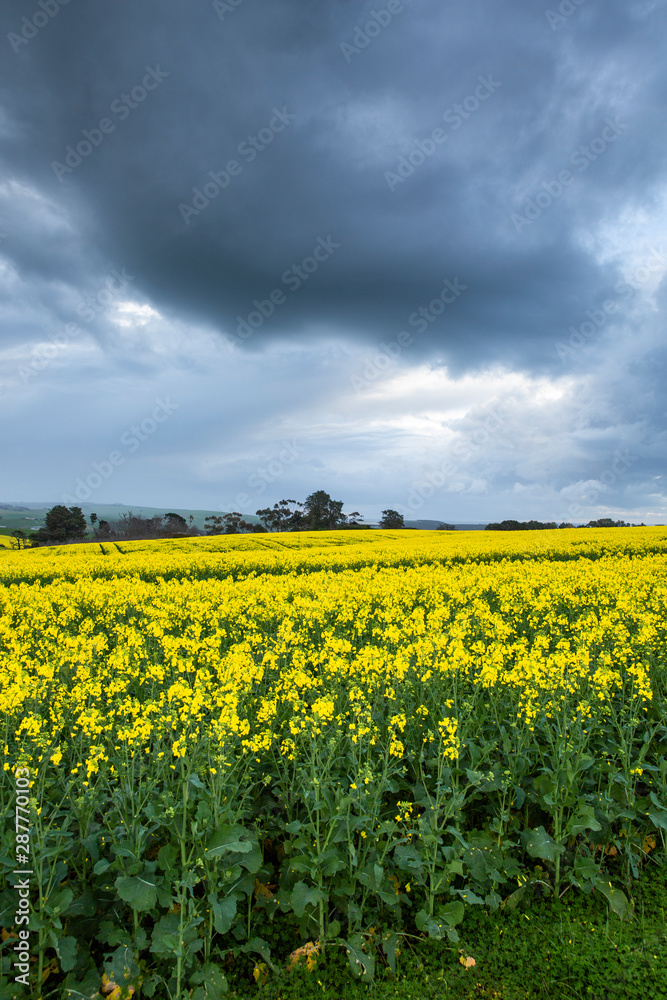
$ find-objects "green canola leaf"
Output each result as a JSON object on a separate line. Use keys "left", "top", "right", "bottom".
{"left": 568, "top": 804, "right": 602, "bottom": 836}
{"left": 596, "top": 881, "right": 632, "bottom": 921}
{"left": 416, "top": 909, "right": 447, "bottom": 939}
{"left": 290, "top": 881, "right": 326, "bottom": 917}
{"left": 648, "top": 807, "right": 667, "bottom": 830}
{"left": 439, "top": 900, "right": 465, "bottom": 926}
{"left": 55, "top": 935, "right": 78, "bottom": 972}
{"left": 62, "top": 967, "right": 101, "bottom": 999}
{"left": 190, "top": 962, "right": 229, "bottom": 998}
{"left": 210, "top": 893, "right": 237, "bottom": 934}
{"left": 345, "top": 933, "right": 375, "bottom": 982}
{"left": 573, "top": 857, "right": 599, "bottom": 882}
{"left": 46, "top": 887, "right": 74, "bottom": 915}
{"left": 115, "top": 874, "right": 158, "bottom": 911}
{"left": 383, "top": 931, "right": 399, "bottom": 977}
{"left": 521, "top": 826, "right": 562, "bottom": 862}
{"left": 105, "top": 946, "right": 141, "bottom": 991}
{"left": 150, "top": 914, "right": 181, "bottom": 957}
{"left": 456, "top": 888, "right": 484, "bottom": 905}
{"left": 394, "top": 843, "right": 424, "bottom": 873}
{"left": 206, "top": 824, "right": 255, "bottom": 855}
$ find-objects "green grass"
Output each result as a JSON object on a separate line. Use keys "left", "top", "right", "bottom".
{"left": 0, "top": 506, "right": 46, "bottom": 538}
{"left": 242, "top": 865, "right": 667, "bottom": 1000}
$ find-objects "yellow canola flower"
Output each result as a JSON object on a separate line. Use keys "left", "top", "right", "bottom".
{"left": 0, "top": 526, "right": 663, "bottom": 787}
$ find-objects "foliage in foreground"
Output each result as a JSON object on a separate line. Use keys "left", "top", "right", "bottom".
{"left": 245, "top": 866, "right": 667, "bottom": 1000}
{"left": 0, "top": 529, "right": 666, "bottom": 997}
{"left": 237, "top": 866, "right": 667, "bottom": 1000}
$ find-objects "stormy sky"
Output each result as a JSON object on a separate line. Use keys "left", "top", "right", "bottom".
{"left": 1, "top": 0, "right": 666, "bottom": 524}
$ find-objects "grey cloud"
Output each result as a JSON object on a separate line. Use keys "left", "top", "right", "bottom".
{"left": 1, "top": 0, "right": 666, "bottom": 520}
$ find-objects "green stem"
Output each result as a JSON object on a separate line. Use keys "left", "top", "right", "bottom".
{"left": 176, "top": 896, "right": 185, "bottom": 1000}
{"left": 554, "top": 805, "right": 563, "bottom": 897}
{"left": 176, "top": 768, "right": 190, "bottom": 999}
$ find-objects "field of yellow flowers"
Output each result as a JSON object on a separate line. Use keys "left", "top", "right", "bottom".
{"left": 1, "top": 528, "right": 666, "bottom": 996}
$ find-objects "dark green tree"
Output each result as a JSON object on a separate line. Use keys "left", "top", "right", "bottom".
{"left": 257, "top": 495, "right": 360, "bottom": 532}
{"left": 113, "top": 512, "right": 164, "bottom": 539}
{"left": 304, "top": 490, "right": 338, "bottom": 529}
{"left": 222, "top": 512, "right": 254, "bottom": 534}
{"left": 11, "top": 529, "right": 26, "bottom": 549}
{"left": 36, "top": 505, "right": 87, "bottom": 543}
{"left": 302, "top": 491, "right": 357, "bottom": 530}
{"left": 380, "top": 509, "right": 405, "bottom": 529}
{"left": 165, "top": 513, "right": 188, "bottom": 532}
{"left": 256, "top": 500, "right": 303, "bottom": 532}
{"left": 205, "top": 513, "right": 254, "bottom": 535}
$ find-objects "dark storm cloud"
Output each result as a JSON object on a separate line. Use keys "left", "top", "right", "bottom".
{"left": 1, "top": 0, "right": 666, "bottom": 522}
{"left": 2, "top": 0, "right": 665, "bottom": 372}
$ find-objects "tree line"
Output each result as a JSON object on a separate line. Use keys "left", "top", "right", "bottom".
{"left": 8, "top": 499, "right": 644, "bottom": 549}
{"left": 485, "top": 518, "right": 642, "bottom": 531}
{"left": 9, "top": 493, "right": 425, "bottom": 547}
{"left": 10, "top": 508, "right": 197, "bottom": 547}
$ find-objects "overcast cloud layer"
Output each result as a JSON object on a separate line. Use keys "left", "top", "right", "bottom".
{"left": 1, "top": 0, "right": 666, "bottom": 523}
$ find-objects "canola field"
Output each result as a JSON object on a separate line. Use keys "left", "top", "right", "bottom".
{"left": 1, "top": 528, "right": 667, "bottom": 995}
